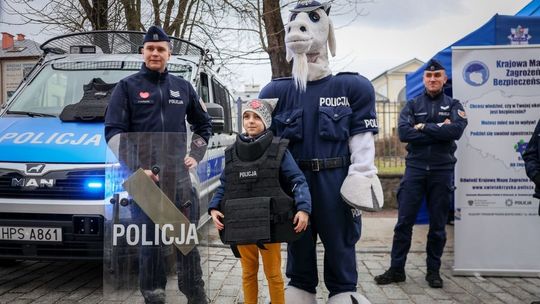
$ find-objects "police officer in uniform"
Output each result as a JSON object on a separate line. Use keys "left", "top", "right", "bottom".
{"left": 375, "top": 59, "right": 467, "bottom": 288}
{"left": 105, "top": 25, "right": 211, "bottom": 304}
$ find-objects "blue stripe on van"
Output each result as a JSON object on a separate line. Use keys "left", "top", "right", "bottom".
{"left": 197, "top": 155, "right": 224, "bottom": 182}
{"left": 0, "top": 118, "right": 109, "bottom": 163}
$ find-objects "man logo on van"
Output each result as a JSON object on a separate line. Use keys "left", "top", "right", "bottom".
{"left": 11, "top": 178, "right": 55, "bottom": 188}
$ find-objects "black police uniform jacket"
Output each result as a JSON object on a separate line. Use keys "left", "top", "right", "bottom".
{"left": 104, "top": 64, "right": 212, "bottom": 161}
{"left": 398, "top": 91, "right": 468, "bottom": 170}
{"left": 219, "top": 132, "right": 303, "bottom": 245}
{"left": 523, "top": 120, "right": 540, "bottom": 199}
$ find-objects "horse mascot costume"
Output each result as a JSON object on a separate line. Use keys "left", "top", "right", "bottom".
{"left": 259, "top": 1, "right": 383, "bottom": 303}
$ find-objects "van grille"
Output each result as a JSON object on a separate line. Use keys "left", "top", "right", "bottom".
{"left": 0, "top": 169, "right": 105, "bottom": 200}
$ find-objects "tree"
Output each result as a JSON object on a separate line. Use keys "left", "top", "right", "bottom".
{"left": 1, "top": 0, "right": 372, "bottom": 81}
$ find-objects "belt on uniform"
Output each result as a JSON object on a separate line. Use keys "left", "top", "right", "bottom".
{"left": 297, "top": 156, "right": 350, "bottom": 172}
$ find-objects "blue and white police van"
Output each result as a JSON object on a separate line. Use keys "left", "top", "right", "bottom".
{"left": 0, "top": 31, "right": 237, "bottom": 263}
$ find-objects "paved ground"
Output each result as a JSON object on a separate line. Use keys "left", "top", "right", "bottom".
{"left": 1, "top": 210, "right": 539, "bottom": 304}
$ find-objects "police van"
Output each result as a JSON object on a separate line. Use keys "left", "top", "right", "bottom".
{"left": 0, "top": 31, "right": 238, "bottom": 263}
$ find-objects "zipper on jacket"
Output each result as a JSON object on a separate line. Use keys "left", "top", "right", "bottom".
{"left": 158, "top": 78, "right": 165, "bottom": 132}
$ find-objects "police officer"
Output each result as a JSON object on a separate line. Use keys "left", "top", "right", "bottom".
{"left": 105, "top": 25, "right": 211, "bottom": 304}
{"left": 374, "top": 59, "right": 467, "bottom": 288}
{"left": 523, "top": 120, "right": 540, "bottom": 207}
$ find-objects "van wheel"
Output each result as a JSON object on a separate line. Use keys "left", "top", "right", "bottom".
{"left": 0, "top": 259, "right": 18, "bottom": 267}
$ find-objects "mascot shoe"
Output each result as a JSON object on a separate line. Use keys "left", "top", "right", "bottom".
{"left": 327, "top": 292, "right": 371, "bottom": 304}
{"left": 285, "top": 285, "right": 316, "bottom": 304}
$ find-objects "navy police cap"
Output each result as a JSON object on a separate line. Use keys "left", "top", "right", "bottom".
{"left": 290, "top": 0, "right": 331, "bottom": 15}
{"left": 143, "top": 25, "right": 170, "bottom": 44}
{"left": 424, "top": 59, "right": 445, "bottom": 71}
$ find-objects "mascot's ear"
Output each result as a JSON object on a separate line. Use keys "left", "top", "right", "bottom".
{"left": 262, "top": 98, "right": 278, "bottom": 112}
{"left": 286, "top": 46, "right": 293, "bottom": 63}
{"left": 328, "top": 19, "right": 336, "bottom": 57}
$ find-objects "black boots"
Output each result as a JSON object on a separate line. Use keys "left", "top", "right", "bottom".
{"left": 425, "top": 270, "right": 443, "bottom": 288}
{"left": 374, "top": 268, "right": 406, "bottom": 285}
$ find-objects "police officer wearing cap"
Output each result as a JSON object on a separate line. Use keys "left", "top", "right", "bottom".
{"left": 374, "top": 59, "right": 468, "bottom": 289}
{"left": 105, "top": 25, "right": 211, "bottom": 304}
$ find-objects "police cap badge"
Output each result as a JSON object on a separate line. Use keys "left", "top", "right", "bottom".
{"left": 424, "top": 59, "right": 445, "bottom": 71}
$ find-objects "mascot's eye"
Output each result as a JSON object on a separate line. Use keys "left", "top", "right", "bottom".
{"left": 309, "top": 12, "right": 320, "bottom": 22}
{"left": 290, "top": 13, "right": 298, "bottom": 21}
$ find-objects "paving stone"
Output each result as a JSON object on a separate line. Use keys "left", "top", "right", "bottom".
{"left": 381, "top": 286, "right": 409, "bottom": 300}
{"left": 408, "top": 294, "right": 436, "bottom": 304}
{"left": 492, "top": 292, "right": 524, "bottom": 304}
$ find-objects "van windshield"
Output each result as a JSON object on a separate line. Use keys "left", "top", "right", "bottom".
{"left": 7, "top": 61, "right": 192, "bottom": 116}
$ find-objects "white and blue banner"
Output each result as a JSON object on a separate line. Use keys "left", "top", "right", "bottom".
{"left": 452, "top": 45, "right": 540, "bottom": 276}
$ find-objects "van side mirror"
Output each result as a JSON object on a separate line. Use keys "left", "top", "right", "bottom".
{"left": 205, "top": 103, "right": 225, "bottom": 133}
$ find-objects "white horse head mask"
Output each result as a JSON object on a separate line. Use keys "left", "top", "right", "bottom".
{"left": 285, "top": 1, "right": 336, "bottom": 91}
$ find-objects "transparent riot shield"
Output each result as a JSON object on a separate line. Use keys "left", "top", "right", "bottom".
{"left": 104, "top": 132, "right": 210, "bottom": 303}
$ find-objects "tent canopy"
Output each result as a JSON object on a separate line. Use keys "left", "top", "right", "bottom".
{"left": 406, "top": 2, "right": 540, "bottom": 100}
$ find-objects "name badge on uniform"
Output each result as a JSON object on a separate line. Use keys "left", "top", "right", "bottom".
{"left": 135, "top": 99, "right": 154, "bottom": 105}
{"left": 136, "top": 91, "right": 154, "bottom": 104}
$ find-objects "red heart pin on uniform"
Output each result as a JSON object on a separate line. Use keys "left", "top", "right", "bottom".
{"left": 139, "top": 91, "right": 150, "bottom": 99}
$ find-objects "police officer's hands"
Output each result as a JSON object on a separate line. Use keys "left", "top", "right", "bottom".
{"left": 414, "top": 123, "right": 425, "bottom": 131}
{"left": 184, "top": 156, "right": 198, "bottom": 169}
{"left": 293, "top": 211, "right": 309, "bottom": 233}
{"left": 210, "top": 209, "right": 224, "bottom": 230}
{"left": 143, "top": 169, "right": 159, "bottom": 182}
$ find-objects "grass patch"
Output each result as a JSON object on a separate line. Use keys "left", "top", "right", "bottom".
{"left": 378, "top": 165, "right": 405, "bottom": 175}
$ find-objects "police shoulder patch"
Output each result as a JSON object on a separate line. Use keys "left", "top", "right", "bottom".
{"left": 458, "top": 109, "right": 467, "bottom": 119}
{"left": 192, "top": 137, "right": 207, "bottom": 148}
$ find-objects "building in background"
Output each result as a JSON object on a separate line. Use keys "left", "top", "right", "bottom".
{"left": 0, "top": 32, "right": 41, "bottom": 104}
{"left": 371, "top": 59, "right": 424, "bottom": 170}
{"left": 371, "top": 58, "right": 424, "bottom": 139}
{"left": 372, "top": 58, "right": 424, "bottom": 103}
{"left": 234, "top": 83, "right": 261, "bottom": 102}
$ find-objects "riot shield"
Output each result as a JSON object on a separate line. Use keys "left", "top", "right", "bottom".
{"left": 103, "top": 132, "right": 210, "bottom": 303}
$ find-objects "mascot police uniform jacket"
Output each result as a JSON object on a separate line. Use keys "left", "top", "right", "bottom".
{"left": 260, "top": 2, "right": 379, "bottom": 303}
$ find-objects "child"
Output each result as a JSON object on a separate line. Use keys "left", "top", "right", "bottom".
{"left": 208, "top": 98, "right": 311, "bottom": 304}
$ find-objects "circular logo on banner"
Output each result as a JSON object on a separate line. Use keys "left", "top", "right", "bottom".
{"left": 463, "top": 61, "right": 489, "bottom": 86}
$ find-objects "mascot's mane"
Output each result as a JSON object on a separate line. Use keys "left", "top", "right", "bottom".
{"left": 285, "top": 6, "right": 336, "bottom": 91}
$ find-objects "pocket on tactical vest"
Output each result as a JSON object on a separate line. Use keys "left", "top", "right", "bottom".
{"left": 318, "top": 106, "right": 352, "bottom": 141}
{"left": 274, "top": 109, "right": 303, "bottom": 142}
{"left": 221, "top": 197, "right": 272, "bottom": 245}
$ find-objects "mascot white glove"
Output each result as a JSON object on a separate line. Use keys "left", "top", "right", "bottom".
{"left": 340, "top": 132, "right": 384, "bottom": 212}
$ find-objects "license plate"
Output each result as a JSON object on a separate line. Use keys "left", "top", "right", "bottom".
{"left": 0, "top": 226, "right": 62, "bottom": 242}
